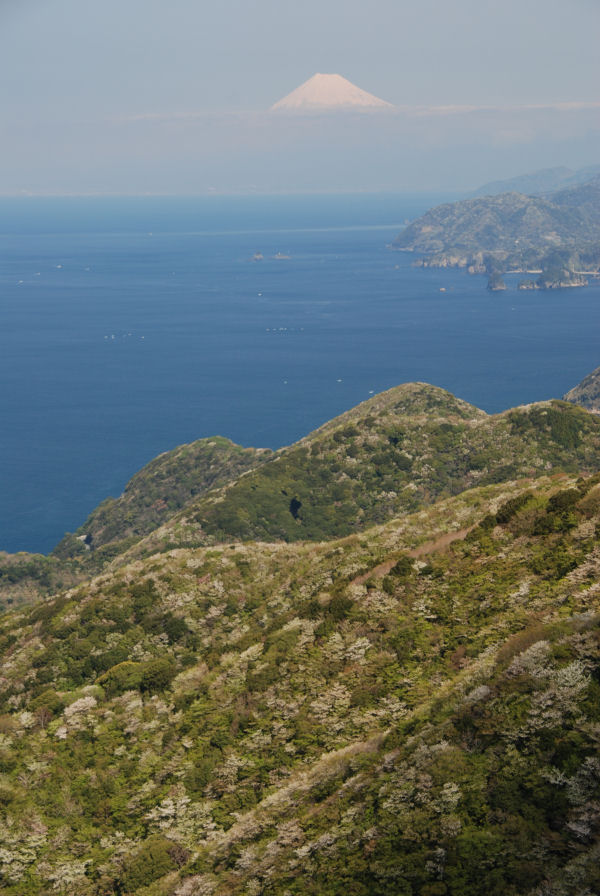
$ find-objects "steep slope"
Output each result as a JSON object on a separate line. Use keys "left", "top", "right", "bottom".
{"left": 565, "top": 365, "right": 600, "bottom": 413}
{"left": 1, "top": 472, "right": 600, "bottom": 893}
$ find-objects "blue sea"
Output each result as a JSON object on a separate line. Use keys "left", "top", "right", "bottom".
{"left": 2, "top": 193, "right": 600, "bottom": 555}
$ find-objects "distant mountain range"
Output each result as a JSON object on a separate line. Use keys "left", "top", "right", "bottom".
{"left": 473, "top": 163, "right": 600, "bottom": 197}
{"left": 394, "top": 170, "right": 600, "bottom": 288}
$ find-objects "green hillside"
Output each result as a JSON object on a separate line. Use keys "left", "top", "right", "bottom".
{"left": 144, "top": 384, "right": 600, "bottom": 551}
{"left": 0, "top": 470, "right": 599, "bottom": 894}
{"left": 3, "top": 384, "right": 600, "bottom": 611}
{"left": 72, "top": 436, "right": 269, "bottom": 550}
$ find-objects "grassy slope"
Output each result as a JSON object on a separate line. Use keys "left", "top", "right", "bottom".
{"left": 0, "top": 473, "right": 600, "bottom": 893}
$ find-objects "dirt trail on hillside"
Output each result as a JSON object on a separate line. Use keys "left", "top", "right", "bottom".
{"left": 351, "top": 527, "right": 472, "bottom": 585}
{"left": 408, "top": 527, "right": 472, "bottom": 557}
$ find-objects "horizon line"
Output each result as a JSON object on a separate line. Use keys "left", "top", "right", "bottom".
{"left": 123, "top": 100, "right": 600, "bottom": 123}
{"left": 0, "top": 187, "right": 462, "bottom": 199}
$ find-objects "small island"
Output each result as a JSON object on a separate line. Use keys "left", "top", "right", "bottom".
{"left": 515, "top": 270, "right": 588, "bottom": 290}
{"left": 487, "top": 272, "right": 507, "bottom": 291}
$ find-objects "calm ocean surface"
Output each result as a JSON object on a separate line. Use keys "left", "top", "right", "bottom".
{"left": 2, "top": 193, "right": 600, "bottom": 554}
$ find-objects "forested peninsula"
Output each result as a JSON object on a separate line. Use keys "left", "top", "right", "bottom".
{"left": 393, "top": 173, "right": 600, "bottom": 291}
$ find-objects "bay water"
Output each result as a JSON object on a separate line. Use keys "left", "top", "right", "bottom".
{"left": 1, "top": 193, "right": 599, "bottom": 554}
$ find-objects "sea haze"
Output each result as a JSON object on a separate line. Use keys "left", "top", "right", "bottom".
{"left": 2, "top": 193, "right": 600, "bottom": 555}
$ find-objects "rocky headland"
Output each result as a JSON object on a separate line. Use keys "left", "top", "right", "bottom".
{"left": 393, "top": 173, "right": 600, "bottom": 290}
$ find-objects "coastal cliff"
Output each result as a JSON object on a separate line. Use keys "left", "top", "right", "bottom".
{"left": 565, "top": 364, "right": 600, "bottom": 413}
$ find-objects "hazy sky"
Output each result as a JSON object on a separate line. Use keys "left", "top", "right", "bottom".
{"left": 2, "top": 0, "right": 599, "bottom": 193}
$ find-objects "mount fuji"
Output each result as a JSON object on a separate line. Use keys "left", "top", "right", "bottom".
{"left": 270, "top": 73, "right": 394, "bottom": 112}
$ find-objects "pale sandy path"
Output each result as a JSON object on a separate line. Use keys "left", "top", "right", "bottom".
{"left": 351, "top": 527, "right": 473, "bottom": 585}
